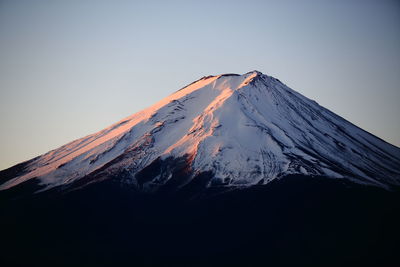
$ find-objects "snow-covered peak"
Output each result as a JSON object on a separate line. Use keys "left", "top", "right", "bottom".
{"left": 1, "top": 71, "right": 399, "bottom": 193}
{"left": 244, "top": 70, "right": 263, "bottom": 76}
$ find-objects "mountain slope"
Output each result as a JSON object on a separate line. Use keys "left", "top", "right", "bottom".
{"left": 1, "top": 71, "right": 399, "bottom": 194}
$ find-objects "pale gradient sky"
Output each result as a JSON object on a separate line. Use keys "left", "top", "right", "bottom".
{"left": 0, "top": 0, "right": 399, "bottom": 170}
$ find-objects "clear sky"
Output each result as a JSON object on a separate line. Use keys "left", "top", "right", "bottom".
{"left": 0, "top": 0, "right": 399, "bottom": 170}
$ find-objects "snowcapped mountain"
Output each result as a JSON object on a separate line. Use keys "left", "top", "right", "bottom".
{"left": 1, "top": 71, "right": 400, "bottom": 194}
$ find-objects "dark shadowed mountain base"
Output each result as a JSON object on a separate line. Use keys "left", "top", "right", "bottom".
{"left": 1, "top": 175, "right": 399, "bottom": 267}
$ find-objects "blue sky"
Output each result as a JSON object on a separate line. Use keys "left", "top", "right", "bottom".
{"left": 0, "top": 0, "right": 399, "bottom": 169}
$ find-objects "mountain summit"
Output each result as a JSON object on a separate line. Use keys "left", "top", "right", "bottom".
{"left": 1, "top": 71, "right": 400, "bottom": 194}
